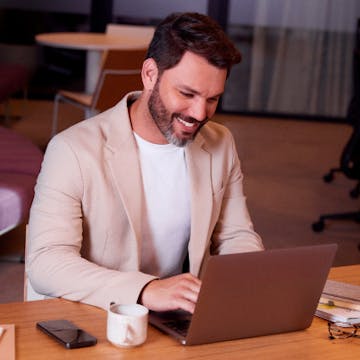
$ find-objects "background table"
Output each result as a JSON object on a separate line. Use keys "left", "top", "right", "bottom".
{"left": 1, "top": 265, "right": 359, "bottom": 359}
{"left": 35, "top": 32, "right": 150, "bottom": 93}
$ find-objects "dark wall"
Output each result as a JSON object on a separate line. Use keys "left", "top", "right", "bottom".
{"left": 0, "top": 8, "right": 89, "bottom": 45}
{"left": 0, "top": 8, "right": 90, "bottom": 99}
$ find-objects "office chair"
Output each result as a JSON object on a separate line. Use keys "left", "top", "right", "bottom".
{"left": 312, "top": 19, "right": 360, "bottom": 248}
{"left": 51, "top": 48, "right": 147, "bottom": 137}
{"left": 311, "top": 121, "right": 360, "bottom": 232}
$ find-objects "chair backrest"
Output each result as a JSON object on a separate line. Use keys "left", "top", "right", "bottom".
{"left": 92, "top": 48, "right": 147, "bottom": 112}
{"left": 105, "top": 23, "right": 155, "bottom": 44}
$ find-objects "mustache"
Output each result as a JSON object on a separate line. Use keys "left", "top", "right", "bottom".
{"left": 174, "top": 113, "right": 208, "bottom": 124}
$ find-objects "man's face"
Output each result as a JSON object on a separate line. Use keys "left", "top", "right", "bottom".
{"left": 147, "top": 51, "right": 227, "bottom": 147}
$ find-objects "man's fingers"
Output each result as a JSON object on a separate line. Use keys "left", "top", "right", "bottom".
{"left": 180, "top": 282, "right": 200, "bottom": 304}
{"left": 173, "top": 297, "right": 197, "bottom": 314}
{"left": 139, "top": 273, "right": 202, "bottom": 313}
{"left": 170, "top": 276, "right": 201, "bottom": 314}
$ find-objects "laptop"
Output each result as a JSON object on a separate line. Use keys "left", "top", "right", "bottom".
{"left": 149, "top": 243, "right": 337, "bottom": 345}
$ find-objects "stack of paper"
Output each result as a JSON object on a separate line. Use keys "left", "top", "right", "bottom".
{"left": 316, "top": 304, "right": 360, "bottom": 324}
{"left": 315, "top": 280, "right": 360, "bottom": 324}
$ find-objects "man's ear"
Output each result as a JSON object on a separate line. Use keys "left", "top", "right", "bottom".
{"left": 141, "top": 58, "right": 158, "bottom": 90}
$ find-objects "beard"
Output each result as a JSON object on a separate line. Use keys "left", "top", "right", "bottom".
{"left": 147, "top": 80, "right": 207, "bottom": 147}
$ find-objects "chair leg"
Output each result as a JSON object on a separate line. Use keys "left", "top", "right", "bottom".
{"left": 312, "top": 210, "right": 360, "bottom": 232}
{"left": 323, "top": 168, "right": 341, "bottom": 183}
{"left": 52, "top": 93, "right": 62, "bottom": 138}
{"left": 20, "top": 86, "right": 28, "bottom": 116}
{"left": 350, "top": 181, "right": 360, "bottom": 198}
{"left": 312, "top": 211, "right": 360, "bottom": 251}
{"left": 3, "top": 99, "right": 11, "bottom": 126}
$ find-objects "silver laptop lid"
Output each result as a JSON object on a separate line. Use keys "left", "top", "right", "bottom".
{"left": 150, "top": 244, "right": 337, "bottom": 345}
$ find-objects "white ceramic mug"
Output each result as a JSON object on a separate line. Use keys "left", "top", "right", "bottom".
{"left": 107, "top": 303, "right": 149, "bottom": 347}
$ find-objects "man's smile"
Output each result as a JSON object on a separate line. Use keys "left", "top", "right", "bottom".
{"left": 176, "top": 116, "right": 197, "bottom": 128}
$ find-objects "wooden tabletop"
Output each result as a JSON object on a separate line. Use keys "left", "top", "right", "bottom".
{"left": 1, "top": 264, "right": 359, "bottom": 359}
{"left": 35, "top": 32, "right": 150, "bottom": 51}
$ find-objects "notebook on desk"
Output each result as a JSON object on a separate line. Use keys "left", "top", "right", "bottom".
{"left": 149, "top": 243, "right": 337, "bottom": 345}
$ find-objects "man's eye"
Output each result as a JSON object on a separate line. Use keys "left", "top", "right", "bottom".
{"left": 180, "top": 92, "right": 193, "bottom": 98}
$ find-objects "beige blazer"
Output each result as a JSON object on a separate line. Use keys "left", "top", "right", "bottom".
{"left": 27, "top": 92, "right": 263, "bottom": 310}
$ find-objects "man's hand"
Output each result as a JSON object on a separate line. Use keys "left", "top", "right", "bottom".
{"left": 139, "top": 273, "right": 201, "bottom": 314}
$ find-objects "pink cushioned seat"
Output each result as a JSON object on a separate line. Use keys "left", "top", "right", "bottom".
{"left": 0, "top": 126, "right": 43, "bottom": 234}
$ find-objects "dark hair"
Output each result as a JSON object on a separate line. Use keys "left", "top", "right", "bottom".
{"left": 146, "top": 12, "right": 241, "bottom": 75}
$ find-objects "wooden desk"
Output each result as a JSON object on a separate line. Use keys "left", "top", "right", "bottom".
{"left": 1, "top": 265, "right": 359, "bottom": 359}
{"left": 35, "top": 32, "right": 150, "bottom": 93}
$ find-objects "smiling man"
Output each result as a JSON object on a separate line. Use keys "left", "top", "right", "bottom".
{"left": 27, "top": 12, "right": 263, "bottom": 312}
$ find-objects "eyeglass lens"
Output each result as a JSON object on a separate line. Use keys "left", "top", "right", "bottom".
{"left": 328, "top": 322, "right": 359, "bottom": 339}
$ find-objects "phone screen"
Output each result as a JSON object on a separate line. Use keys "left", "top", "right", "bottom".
{"left": 36, "top": 319, "right": 97, "bottom": 349}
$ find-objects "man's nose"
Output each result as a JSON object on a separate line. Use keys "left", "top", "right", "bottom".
{"left": 188, "top": 99, "right": 208, "bottom": 122}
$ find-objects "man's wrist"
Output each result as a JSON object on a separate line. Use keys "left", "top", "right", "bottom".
{"left": 137, "top": 279, "right": 157, "bottom": 305}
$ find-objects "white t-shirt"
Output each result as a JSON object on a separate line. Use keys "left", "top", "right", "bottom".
{"left": 134, "top": 132, "right": 191, "bottom": 278}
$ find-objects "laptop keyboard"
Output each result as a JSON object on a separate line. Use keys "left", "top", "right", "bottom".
{"left": 163, "top": 319, "right": 191, "bottom": 337}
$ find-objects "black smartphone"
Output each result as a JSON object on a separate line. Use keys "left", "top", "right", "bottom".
{"left": 36, "top": 319, "right": 97, "bottom": 349}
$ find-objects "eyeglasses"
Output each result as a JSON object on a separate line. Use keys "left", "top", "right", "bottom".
{"left": 328, "top": 322, "right": 359, "bottom": 339}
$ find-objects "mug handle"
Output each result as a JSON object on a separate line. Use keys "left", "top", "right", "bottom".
{"left": 119, "top": 320, "right": 130, "bottom": 344}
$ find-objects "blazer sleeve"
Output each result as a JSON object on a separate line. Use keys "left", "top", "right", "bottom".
{"left": 210, "top": 131, "right": 264, "bottom": 254}
{"left": 27, "top": 136, "right": 156, "bottom": 310}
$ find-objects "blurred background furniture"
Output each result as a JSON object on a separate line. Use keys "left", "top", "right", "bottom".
{"left": 51, "top": 48, "right": 146, "bottom": 136}
{"left": 105, "top": 23, "right": 154, "bottom": 40}
{"left": 36, "top": 29, "right": 153, "bottom": 94}
{"left": 0, "top": 63, "right": 30, "bottom": 124}
{"left": 312, "top": 19, "right": 360, "bottom": 246}
{"left": 0, "top": 126, "right": 43, "bottom": 238}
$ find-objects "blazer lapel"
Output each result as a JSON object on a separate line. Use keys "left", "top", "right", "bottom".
{"left": 186, "top": 133, "right": 214, "bottom": 275}
{"left": 103, "top": 97, "right": 143, "bottom": 265}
